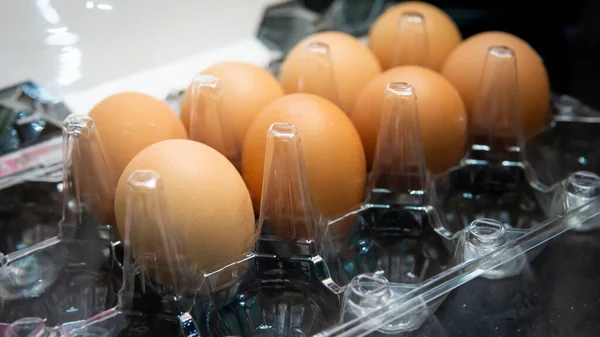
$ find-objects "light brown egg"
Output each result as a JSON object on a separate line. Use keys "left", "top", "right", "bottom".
{"left": 88, "top": 92, "right": 188, "bottom": 179}
{"left": 181, "top": 62, "right": 284, "bottom": 145}
{"left": 115, "top": 139, "right": 255, "bottom": 271}
{"left": 368, "top": 1, "right": 462, "bottom": 71}
{"left": 279, "top": 31, "right": 382, "bottom": 114}
{"left": 242, "top": 94, "right": 366, "bottom": 220}
{"left": 352, "top": 66, "right": 467, "bottom": 174}
{"left": 441, "top": 31, "right": 551, "bottom": 136}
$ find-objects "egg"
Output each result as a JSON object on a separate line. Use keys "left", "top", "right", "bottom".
{"left": 115, "top": 139, "right": 255, "bottom": 271}
{"left": 352, "top": 66, "right": 467, "bottom": 174}
{"left": 181, "top": 62, "right": 284, "bottom": 148}
{"left": 368, "top": 1, "right": 462, "bottom": 71}
{"left": 441, "top": 31, "right": 551, "bottom": 136}
{"left": 88, "top": 92, "right": 188, "bottom": 179}
{"left": 242, "top": 94, "right": 366, "bottom": 220}
{"left": 279, "top": 31, "right": 382, "bottom": 114}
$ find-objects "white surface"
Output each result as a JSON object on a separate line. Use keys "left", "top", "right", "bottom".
{"left": 64, "top": 38, "right": 276, "bottom": 115}
{"left": 1, "top": 0, "right": 281, "bottom": 113}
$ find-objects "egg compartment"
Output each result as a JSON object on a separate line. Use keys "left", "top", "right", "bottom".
{"left": 318, "top": 80, "right": 533, "bottom": 332}
{"left": 436, "top": 46, "right": 600, "bottom": 237}
{"left": 322, "top": 81, "right": 451, "bottom": 286}
{"left": 197, "top": 251, "right": 341, "bottom": 337}
{"left": 0, "top": 114, "right": 125, "bottom": 336}
{"left": 187, "top": 122, "right": 343, "bottom": 336}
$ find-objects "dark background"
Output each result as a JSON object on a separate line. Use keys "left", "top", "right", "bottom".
{"left": 299, "top": 0, "right": 600, "bottom": 110}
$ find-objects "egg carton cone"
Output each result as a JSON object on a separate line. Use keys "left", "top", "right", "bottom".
{"left": 296, "top": 41, "right": 341, "bottom": 110}
{"left": 117, "top": 169, "right": 205, "bottom": 337}
{"left": 187, "top": 74, "right": 241, "bottom": 171}
{"left": 316, "top": 45, "right": 600, "bottom": 334}
{"left": 0, "top": 114, "right": 125, "bottom": 336}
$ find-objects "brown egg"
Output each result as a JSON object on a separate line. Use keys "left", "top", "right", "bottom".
{"left": 352, "top": 66, "right": 467, "bottom": 174}
{"left": 368, "top": 1, "right": 462, "bottom": 71}
{"left": 279, "top": 31, "right": 382, "bottom": 114}
{"left": 242, "top": 94, "right": 366, "bottom": 219}
{"left": 181, "top": 62, "right": 284, "bottom": 145}
{"left": 115, "top": 139, "right": 255, "bottom": 271}
{"left": 88, "top": 92, "right": 188, "bottom": 179}
{"left": 441, "top": 31, "right": 551, "bottom": 136}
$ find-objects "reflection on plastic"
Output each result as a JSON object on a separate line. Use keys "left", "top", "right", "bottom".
{"left": 188, "top": 74, "right": 240, "bottom": 170}
{"left": 298, "top": 41, "right": 341, "bottom": 110}
{"left": 392, "top": 12, "right": 428, "bottom": 68}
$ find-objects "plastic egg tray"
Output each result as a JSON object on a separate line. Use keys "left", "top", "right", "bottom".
{"left": 0, "top": 80, "right": 598, "bottom": 337}
{"left": 2, "top": 18, "right": 600, "bottom": 337}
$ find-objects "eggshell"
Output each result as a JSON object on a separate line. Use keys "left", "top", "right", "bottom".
{"left": 181, "top": 62, "right": 284, "bottom": 144}
{"left": 242, "top": 94, "right": 366, "bottom": 219}
{"left": 352, "top": 66, "right": 467, "bottom": 174}
{"left": 88, "top": 92, "right": 188, "bottom": 179}
{"left": 115, "top": 139, "right": 255, "bottom": 271}
{"left": 441, "top": 31, "right": 551, "bottom": 136}
{"left": 279, "top": 31, "right": 382, "bottom": 114}
{"left": 368, "top": 1, "right": 462, "bottom": 71}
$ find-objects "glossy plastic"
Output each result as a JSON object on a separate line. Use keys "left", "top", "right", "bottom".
{"left": 188, "top": 74, "right": 240, "bottom": 170}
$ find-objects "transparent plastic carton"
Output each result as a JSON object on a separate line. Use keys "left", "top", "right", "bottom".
{"left": 2, "top": 31, "right": 600, "bottom": 337}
